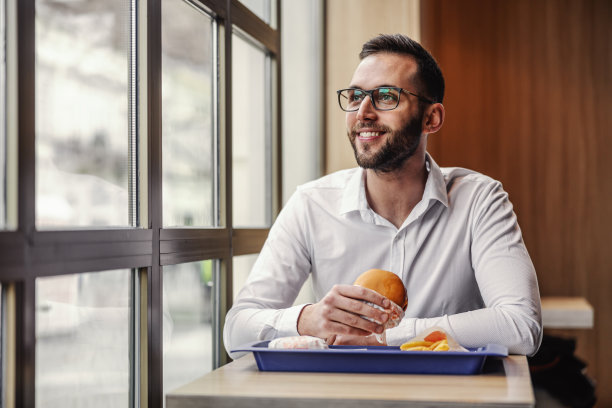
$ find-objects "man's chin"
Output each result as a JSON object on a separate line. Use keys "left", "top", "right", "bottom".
{"left": 357, "top": 161, "right": 391, "bottom": 172}
{"left": 356, "top": 151, "right": 413, "bottom": 173}
{"left": 354, "top": 153, "right": 379, "bottom": 169}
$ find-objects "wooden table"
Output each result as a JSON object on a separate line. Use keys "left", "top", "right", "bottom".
{"left": 167, "top": 353, "right": 535, "bottom": 408}
{"left": 540, "top": 296, "right": 594, "bottom": 329}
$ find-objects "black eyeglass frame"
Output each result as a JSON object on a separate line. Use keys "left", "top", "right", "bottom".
{"left": 336, "top": 87, "right": 435, "bottom": 112}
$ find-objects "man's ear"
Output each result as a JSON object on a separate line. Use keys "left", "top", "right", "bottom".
{"left": 422, "top": 103, "right": 445, "bottom": 135}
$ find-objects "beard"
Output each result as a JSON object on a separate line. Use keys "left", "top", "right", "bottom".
{"left": 349, "top": 111, "right": 423, "bottom": 173}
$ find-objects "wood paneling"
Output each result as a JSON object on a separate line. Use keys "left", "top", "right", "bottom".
{"left": 422, "top": 0, "right": 612, "bottom": 406}
{"left": 325, "top": 0, "right": 420, "bottom": 173}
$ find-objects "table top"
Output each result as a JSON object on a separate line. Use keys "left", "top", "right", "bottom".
{"left": 541, "top": 296, "right": 594, "bottom": 329}
{"left": 167, "top": 353, "right": 535, "bottom": 408}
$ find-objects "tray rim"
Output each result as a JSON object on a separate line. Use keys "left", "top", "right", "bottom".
{"left": 232, "top": 340, "right": 508, "bottom": 357}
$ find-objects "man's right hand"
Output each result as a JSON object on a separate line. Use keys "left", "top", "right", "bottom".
{"left": 296, "top": 284, "right": 391, "bottom": 341}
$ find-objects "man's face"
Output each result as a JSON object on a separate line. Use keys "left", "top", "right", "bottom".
{"left": 346, "top": 53, "right": 425, "bottom": 172}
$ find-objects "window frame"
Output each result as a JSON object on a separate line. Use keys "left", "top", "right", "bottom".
{"left": 0, "top": 0, "right": 281, "bottom": 407}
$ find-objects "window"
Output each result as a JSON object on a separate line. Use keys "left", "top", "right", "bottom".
{"left": 162, "top": 260, "right": 217, "bottom": 406}
{"left": 232, "top": 32, "right": 273, "bottom": 227}
{"left": 162, "top": 0, "right": 216, "bottom": 228}
{"left": 35, "top": 270, "right": 133, "bottom": 407}
{"left": 238, "top": 0, "right": 275, "bottom": 27}
{"left": 0, "top": 0, "right": 281, "bottom": 407}
{"left": 232, "top": 254, "right": 258, "bottom": 300}
{"left": 35, "top": 0, "right": 132, "bottom": 228}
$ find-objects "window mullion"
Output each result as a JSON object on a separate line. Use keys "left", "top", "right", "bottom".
{"left": 129, "top": 0, "right": 139, "bottom": 228}
{"left": 146, "top": 0, "right": 163, "bottom": 406}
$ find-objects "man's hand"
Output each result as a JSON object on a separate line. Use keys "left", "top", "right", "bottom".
{"left": 297, "top": 284, "right": 390, "bottom": 341}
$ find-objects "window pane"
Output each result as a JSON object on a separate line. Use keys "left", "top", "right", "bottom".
{"left": 232, "top": 254, "right": 258, "bottom": 301}
{"left": 238, "top": 0, "right": 273, "bottom": 26}
{"left": 163, "top": 260, "right": 214, "bottom": 406}
{"left": 162, "top": 1, "right": 215, "bottom": 227}
{"left": 232, "top": 34, "right": 272, "bottom": 227}
{"left": 36, "top": 270, "right": 132, "bottom": 408}
{"left": 35, "top": 0, "right": 131, "bottom": 228}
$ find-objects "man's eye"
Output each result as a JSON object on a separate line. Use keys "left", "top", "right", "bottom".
{"left": 350, "top": 92, "right": 365, "bottom": 102}
{"left": 377, "top": 89, "right": 398, "bottom": 102}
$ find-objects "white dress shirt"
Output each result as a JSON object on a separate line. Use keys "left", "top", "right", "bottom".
{"left": 224, "top": 154, "right": 542, "bottom": 356}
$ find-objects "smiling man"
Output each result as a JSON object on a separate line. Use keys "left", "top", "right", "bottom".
{"left": 224, "top": 34, "right": 542, "bottom": 357}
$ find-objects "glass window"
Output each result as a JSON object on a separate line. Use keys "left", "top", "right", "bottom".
{"left": 232, "top": 33, "right": 272, "bottom": 227}
{"left": 232, "top": 254, "right": 258, "bottom": 301}
{"left": 238, "top": 0, "right": 273, "bottom": 26}
{"left": 162, "top": 0, "right": 216, "bottom": 228}
{"left": 163, "top": 260, "right": 215, "bottom": 406}
{"left": 35, "top": 0, "right": 131, "bottom": 228}
{"left": 35, "top": 270, "right": 132, "bottom": 407}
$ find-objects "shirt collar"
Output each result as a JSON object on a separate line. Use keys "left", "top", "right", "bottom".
{"left": 339, "top": 167, "right": 367, "bottom": 215}
{"left": 425, "top": 153, "right": 449, "bottom": 208}
{"left": 339, "top": 153, "right": 449, "bottom": 216}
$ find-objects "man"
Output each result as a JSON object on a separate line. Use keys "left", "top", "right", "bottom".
{"left": 224, "top": 34, "right": 542, "bottom": 356}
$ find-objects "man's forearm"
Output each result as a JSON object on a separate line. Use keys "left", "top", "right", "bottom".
{"left": 223, "top": 303, "right": 308, "bottom": 356}
{"left": 386, "top": 305, "right": 542, "bottom": 355}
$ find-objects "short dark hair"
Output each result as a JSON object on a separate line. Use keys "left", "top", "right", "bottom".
{"left": 359, "top": 34, "right": 445, "bottom": 104}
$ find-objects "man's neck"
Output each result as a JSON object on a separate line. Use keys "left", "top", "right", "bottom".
{"left": 364, "top": 153, "right": 428, "bottom": 229}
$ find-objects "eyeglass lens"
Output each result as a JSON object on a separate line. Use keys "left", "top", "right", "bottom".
{"left": 339, "top": 88, "right": 401, "bottom": 111}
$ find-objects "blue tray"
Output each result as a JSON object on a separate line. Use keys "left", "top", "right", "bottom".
{"left": 232, "top": 341, "right": 508, "bottom": 375}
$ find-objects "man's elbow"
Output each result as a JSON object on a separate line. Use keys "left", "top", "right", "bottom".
{"left": 222, "top": 308, "right": 240, "bottom": 356}
{"left": 508, "top": 315, "right": 542, "bottom": 356}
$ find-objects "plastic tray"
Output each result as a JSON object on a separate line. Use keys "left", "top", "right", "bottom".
{"left": 232, "top": 341, "right": 508, "bottom": 375}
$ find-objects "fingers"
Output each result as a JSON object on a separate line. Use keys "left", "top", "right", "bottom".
{"left": 335, "top": 284, "right": 391, "bottom": 310}
{"left": 297, "top": 285, "right": 392, "bottom": 340}
{"left": 319, "top": 300, "right": 385, "bottom": 335}
{"left": 330, "top": 285, "right": 391, "bottom": 324}
{"left": 305, "top": 301, "right": 380, "bottom": 337}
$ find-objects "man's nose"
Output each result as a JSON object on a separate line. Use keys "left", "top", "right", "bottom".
{"left": 355, "top": 95, "right": 377, "bottom": 121}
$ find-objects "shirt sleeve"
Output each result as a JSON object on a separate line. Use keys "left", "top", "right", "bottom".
{"left": 387, "top": 180, "right": 543, "bottom": 355}
{"left": 223, "top": 190, "right": 313, "bottom": 357}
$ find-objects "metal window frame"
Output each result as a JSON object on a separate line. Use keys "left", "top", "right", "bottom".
{"left": 0, "top": 0, "right": 281, "bottom": 407}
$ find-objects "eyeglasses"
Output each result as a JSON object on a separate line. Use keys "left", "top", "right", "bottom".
{"left": 336, "top": 87, "right": 434, "bottom": 112}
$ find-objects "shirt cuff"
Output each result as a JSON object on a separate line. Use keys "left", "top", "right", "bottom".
{"left": 385, "top": 317, "right": 417, "bottom": 346}
{"left": 275, "top": 303, "right": 310, "bottom": 338}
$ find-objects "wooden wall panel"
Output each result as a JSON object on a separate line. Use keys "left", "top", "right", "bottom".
{"left": 422, "top": 0, "right": 612, "bottom": 406}
{"left": 325, "top": 0, "right": 420, "bottom": 173}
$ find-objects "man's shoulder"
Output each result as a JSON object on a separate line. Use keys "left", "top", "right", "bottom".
{"left": 287, "top": 168, "right": 360, "bottom": 214}
{"left": 437, "top": 166, "right": 506, "bottom": 205}
{"left": 440, "top": 166, "right": 500, "bottom": 188}
{"left": 297, "top": 167, "right": 360, "bottom": 193}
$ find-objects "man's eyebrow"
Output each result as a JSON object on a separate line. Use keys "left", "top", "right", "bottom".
{"left": 347, "top": 84, "right": 398, "bottom": 89}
